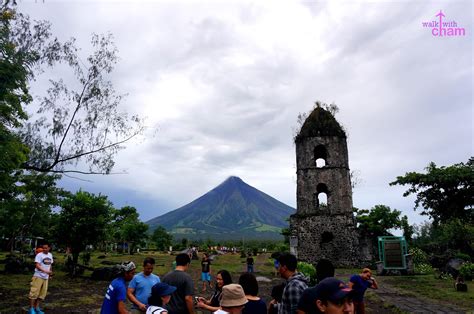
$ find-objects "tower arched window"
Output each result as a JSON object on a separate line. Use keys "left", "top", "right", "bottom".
{"left": 315, "top": 183, "right": 329, "bottom": 209}
{"left": 314, "top": 145, "right": 328, "bottom": 168}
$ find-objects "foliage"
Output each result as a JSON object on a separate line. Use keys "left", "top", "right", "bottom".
{"left": 415, "top": 263, "right": 434, "bottom": 275}
{"left": 111, "top": 206, "right": 148, "bottom": 253}
{"left": 0, "top": 172, "right": 65, "bottom": 251}
{"left": 80, "top": 251, "right": 91, "bottom": 266}
{"left": 297, "top": 261, "right": 317, "bottom": 286}
{"left": 55, "top": 190, "right": 113, "bottom": 268}
{"left": 275, "top": 242, "right": 289, "bottom": 253}
{"left": 0, "top": 7, "right": 144, "bottom": 259}
{"left": 355, "top": 205, "right": 408, "bottom": 238}
{"left": 151, "top": 226, "right": 173, "bottom": 251}
{"left": 454, "top": 253, "right": 471, "bottom": 262}
{"left": 294, "top": 102, "right": 346, "bottom": 142}
{"left": 409, "top": 247, "right": 428, "bottom": 265}
{"left": 281, "top": 225, "right": 290, "bottom": 244}
{"left": 459, "top": 262, "right": 474, "bottom": 280}
{"left": 0, "top": 7, "right": 143, "bottom": 175}
{"left": 412, "top": 219, "right": 474, "bottom": 258}
{"left": 390, "top": 158, "right": 474, "bottom": 224}
{"left": 20, "top": 32, "right": 144, "bottom": 174}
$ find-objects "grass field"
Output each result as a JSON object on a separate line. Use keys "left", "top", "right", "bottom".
{"left": 0, "top": 251, "right": 472, "bottom": 313}
{"left": 379, "top": 274, "right": 474, "bottom": 310}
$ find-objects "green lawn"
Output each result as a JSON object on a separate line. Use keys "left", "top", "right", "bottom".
{"left": 380, "top": 274, "right": 474, "bottom": 310}
{"left": 1, "top": 251, "right": 473, "bottom": 312}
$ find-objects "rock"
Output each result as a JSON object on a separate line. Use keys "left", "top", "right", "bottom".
{"left": 445, "top": 258, "right": 465, "bottom": 278}
{"left": 256, "top": 276, "right": 272, "bottom": 283}
{"left": 4, "top": 255, "right": 31, "bottom": 274}
{"left": 91, "top": 266, "right": 121, "bottom": 281}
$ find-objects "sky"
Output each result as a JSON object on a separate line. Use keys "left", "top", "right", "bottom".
{"left": 19, "top": 0, "right": 472, "bottom": 228}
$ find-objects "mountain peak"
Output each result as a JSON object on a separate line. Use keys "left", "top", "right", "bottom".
{"left": 214, "top": 176, "right": 246, "bottom": 191}
{"left": 146, "top": 176, "right": 295, "bottom": 240}
{"left": 222, "top": 175, "right": 243, "bottom": 184}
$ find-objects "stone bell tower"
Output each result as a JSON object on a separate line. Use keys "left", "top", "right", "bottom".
{"left": 290, "top": 104, "right": 360, "bottom": 267}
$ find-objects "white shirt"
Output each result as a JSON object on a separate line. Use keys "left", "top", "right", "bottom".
{"left": 34, "top": 252, "right": 53, "bottom": 279}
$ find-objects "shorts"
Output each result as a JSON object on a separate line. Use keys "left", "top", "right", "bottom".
{"left": 201, "top": 272, "right": 211, "bottom": 282}
{"left": 29, "top": 276, "right": 49, "bottom": 300}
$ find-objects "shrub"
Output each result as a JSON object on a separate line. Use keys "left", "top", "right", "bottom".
{"left": 81, "top": 252, "right": 91, "bottom": 265}
{"left": 297, "top": 261, "right": 317, "bottom": 286}
{"left": 459, "top": 262, "right": 474, "bottom": 280}
{"left": 415, "top": 263, "right": 434, "bottom": 274}
{"left": 409, "top": 247, "right": 429, "bottom": 265}
{"left": 454, "top": 253, "right": 471, "bottom": 262}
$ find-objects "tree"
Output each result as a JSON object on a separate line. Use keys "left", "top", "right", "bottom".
{"left": 112, "top": 206, "right": 148, "bottom": 254}
{"left": 20, "top": 31, "right": 144, "bottom": 174}
{"left": 355, "top": 205, "right": 411, "bottom": 259}
{"left": 412, "top": 219, "right": 474, "bottom": 259}
{"left": 152, "top": 226, "right": 173, "bottom": 251}
{"left": 390, "top": 158, "right": 474, "bottom": 224}
{"left": 1, "top": 7, "right": 143, "bottom": 175}
{"left": 0, "top": 172, "right": 64, "bottom": 251}
{"left": 55, "top": 190, "right": 113, "bottom": 269}
{"left": 355, "top": 205, "right": 407, "bottom": 238}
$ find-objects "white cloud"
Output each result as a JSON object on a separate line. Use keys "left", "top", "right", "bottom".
{"left": 21, "top": 0, "right": 473, "bottom": 224}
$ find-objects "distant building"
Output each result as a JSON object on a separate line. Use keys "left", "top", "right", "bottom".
{"left": 290, "top": 104, "right": 371, "bottom": 267}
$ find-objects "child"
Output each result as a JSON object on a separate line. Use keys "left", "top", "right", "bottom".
{"left": 146, "top": 282, "right": 177, "bottom": 314}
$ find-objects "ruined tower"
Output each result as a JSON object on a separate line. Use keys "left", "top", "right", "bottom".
{"left": 290, "top": 105, "right": 360, "bottom": 266}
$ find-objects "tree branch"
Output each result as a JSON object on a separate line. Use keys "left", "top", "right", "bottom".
{"left": 51, "top": 75, "right": 92, "bottom": 170}
{"left": 56, "top": 129, "right": 141, "bottom": 165}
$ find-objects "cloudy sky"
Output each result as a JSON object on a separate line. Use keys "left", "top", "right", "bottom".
{"left": 20, "top": 0, "right": 472, "bottom": 227}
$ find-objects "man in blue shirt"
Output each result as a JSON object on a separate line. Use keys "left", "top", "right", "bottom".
{"left": 348, "top": 268, "right": 378, "bottom": 314}
{"left": 101, "top": 261, "right": 136, "bottom": 314}
{"left": 127, "top": 257, "right": 161, "bottom": 313}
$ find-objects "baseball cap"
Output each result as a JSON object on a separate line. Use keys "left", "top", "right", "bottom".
{"left": 220, "top": 284, "right": 248, "bottom": 307}
{"left": 151, "top": 282, "right": 177, "bottom": 297}
{"left": 311, "top": 277, "right": 354, "bottom": 303}
{"left": 120, "top": 261, "right": 136, "bottom": 272}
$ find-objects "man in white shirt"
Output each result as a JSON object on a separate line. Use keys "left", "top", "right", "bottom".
{"left": 28, "top": 243, "right": 53, "bottom": 314}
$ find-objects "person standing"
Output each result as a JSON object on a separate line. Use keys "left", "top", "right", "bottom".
{"left": 128, "top": 257, "right": 161, "bottom": 313}
{"left": 28, "top": 243, "right": 53, "bottom": 314}
{"left": 201, "top": 253, "right": 212, "bottom": 293}
{"left": 348, "top": 268, "right": 378, "bottom": 314}
{"left": 273, "top": 258, "right": 280, "bottom": 277}
{"left": 278, "top": 253, "right": 309, "bottom": 314}
{"left": 101, "top": 261, "right": 137, "bottom": 314}
{"left": 162, "top": 253, "right": 195, "bottom": 314}
{"left": 246, "top": 254, "right": 254, "bottom": 273}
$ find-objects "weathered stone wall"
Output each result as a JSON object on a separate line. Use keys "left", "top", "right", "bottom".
{"left": 295, "top": 136, "right": 352, "bottom": 215}
{"left": 296, "top": 136, "right": 349, "bottom": 169}
{"left": 290, "top": 214, "right": 360, "bottom": 267}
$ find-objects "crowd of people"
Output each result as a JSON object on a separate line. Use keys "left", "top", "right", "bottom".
{"left": 26, "top": 246, "right": 378, "bottom": 314}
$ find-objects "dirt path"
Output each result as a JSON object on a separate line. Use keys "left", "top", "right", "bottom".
{"left": 371, "top": 280, "right": 467, "bottom": 314}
